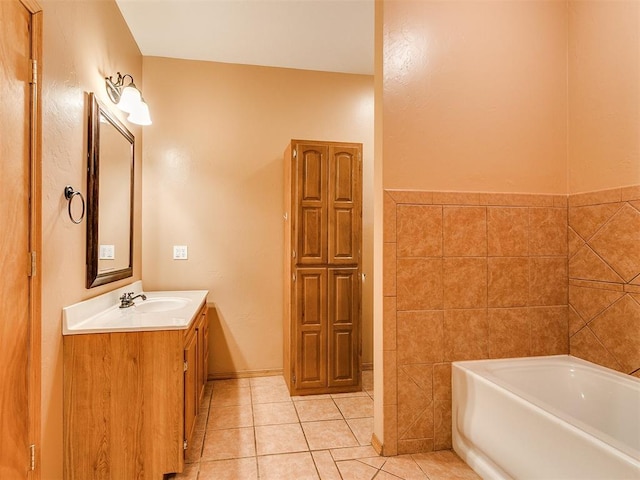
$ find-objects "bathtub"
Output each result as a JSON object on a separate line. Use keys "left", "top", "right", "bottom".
{"left": 452, "top": 355, "right": 640, "bottom": 479}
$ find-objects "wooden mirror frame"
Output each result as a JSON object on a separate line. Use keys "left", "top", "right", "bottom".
{"left": 86, "top": 92, "right": 135, "bottom": 288}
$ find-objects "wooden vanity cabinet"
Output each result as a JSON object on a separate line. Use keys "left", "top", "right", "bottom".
{"left": 63, "top": 302, "right": 209, "bottom": 479}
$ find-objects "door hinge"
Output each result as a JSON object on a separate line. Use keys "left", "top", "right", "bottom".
{"left": 183, "top": 361, "right": 188, "bottom": 372}
{"left": 29, "top": 444, "right": 35, "bottom": 471}
{"left": 292, "top": 374, "right": 296, "bottom": 385}
{"left": 28, "top": 251, "right": 36, "bottom": 277}
{"left": 30, "top": 59, "right": 37, "bottom": 85}
{"left": 292, "top": 273, "right": 296, "bottom": 282}
{"left": 293, "top": 148, "right": 297, "bottom": 159}
{"left": 292, "top": 249, "right": 296, "bottom": 259}
{"left": 183, "top": 440, "right": 188, "bottom": 450}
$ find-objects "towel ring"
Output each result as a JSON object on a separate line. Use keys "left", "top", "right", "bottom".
{"left": 64, "top": 186, "right": 85, "bottom": 224}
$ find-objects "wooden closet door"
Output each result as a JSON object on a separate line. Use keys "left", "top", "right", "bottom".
{"left": 327, "top": 268, "right": 360, "bottom": 388}
{"left": 0, "top": 1, "right": 41, "bottom": 478}
{"left": 328, "top": 145, "right": 361, "bottom": 265}
{"left": 295, "top": 143, "right": 328, "bottom": 265}
{"left": 294, "top": 268, "right": 327, "bottom": 390}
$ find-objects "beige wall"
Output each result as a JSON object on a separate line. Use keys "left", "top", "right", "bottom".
{"left": 141, "top": 57, "right": 374, "bottom": 376}
{"left": 378, "top": 0, "right": 639, "bottom": 456}
{"left": 383, "top": 0, "right": 568, "bottom": 193}
{"left": 41, "top": 1, "right": 142, "bottom": 477}
{"left": 568, "top": 0, "right": 640, "bottom": 193}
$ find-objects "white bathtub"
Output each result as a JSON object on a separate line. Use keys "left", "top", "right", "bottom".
{"left": 452, "top": 355, "right": 640, "bottom": 479}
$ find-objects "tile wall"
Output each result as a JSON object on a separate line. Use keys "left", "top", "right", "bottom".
{"left": 382, "top": 190, "right": 570, "bottom": 456}
{"left": 567, "top": 186, "right": 640, "bottom": 377}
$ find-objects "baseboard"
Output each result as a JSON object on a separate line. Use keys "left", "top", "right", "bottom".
{"left": 371, "top": 433, "right": 383, "bottom": 456}
{"left": 208, "top": 368, "right": 284, "bottom": 381}
{"left": 210, "top": 365, "right": 371, "bottom": 381}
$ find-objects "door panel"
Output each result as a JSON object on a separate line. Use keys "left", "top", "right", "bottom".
{"left": 184, "top": 330, "right": 197, "bottom": 449}
{"left": 327, "top": 268, "right": 360, "bottom": 388}
{"left": 328, "top": 146, "right": 360, "bottom": 264}
{"left": 0, "top": 1, "right": 34, "bottom": 477}
{"left": 296, "top": 144, "right": 328, "bottom": 265}
{"left": 295, "top": 268, "right": 327, "bottom": 389}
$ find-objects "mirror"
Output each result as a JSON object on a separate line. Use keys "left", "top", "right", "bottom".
{"left": 86, "top": 92, "right": 134, "bottom": 288}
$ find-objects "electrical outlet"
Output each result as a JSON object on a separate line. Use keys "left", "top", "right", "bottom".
{"left": 173, "top": 245, "right": 188, "bottom": 260}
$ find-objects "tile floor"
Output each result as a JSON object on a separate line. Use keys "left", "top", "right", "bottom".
{"left": 168, "top": 371, "right": 480, "bottom": 480}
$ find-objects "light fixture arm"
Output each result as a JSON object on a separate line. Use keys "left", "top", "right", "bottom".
{"left": 105, "top": 72, "right": 136, "bottom": 104}
{"left": 104, "top": 71, "right": 152, "bottom": 126}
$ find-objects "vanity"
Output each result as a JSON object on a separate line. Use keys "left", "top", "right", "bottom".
{"left": 62, "top": 281, "right": 209, "bottom": 479}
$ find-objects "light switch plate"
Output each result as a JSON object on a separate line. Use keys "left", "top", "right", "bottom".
{"left": 173, "top": 245, "right": 188, "bottom": 260}
{"left": 99, "top": 245, "right": 115, "bottom": 260}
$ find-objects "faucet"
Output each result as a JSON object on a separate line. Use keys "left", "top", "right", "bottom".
{"left": 119, "top": 291, "right": 147, "bottom": 308}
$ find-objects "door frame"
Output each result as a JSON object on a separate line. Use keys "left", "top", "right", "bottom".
{"left": 21, "top": 0, "right": 43, "bottom": 477}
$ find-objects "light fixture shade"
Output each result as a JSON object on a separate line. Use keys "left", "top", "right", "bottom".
{"left": 127, "top": 99, "right": 152, "bottom": 126}
{"left": 117, "top": 84, "right": 142, "bottom": 113}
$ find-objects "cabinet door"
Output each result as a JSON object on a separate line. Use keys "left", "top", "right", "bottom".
{"left": 328, "top": 145, "right": 361, "bottom": 265}
{"left": 184, "top": 329, "right": 198, "bottom": 450}
{"left": 295, "top": 143, "right": 328, "bottom": 265}
{"left": 202, "top": 307, "right": 209, "bottom": 392}
{"left": 294, "top": 268, "right": 327, "bottom": 389}
{"left": 327, "top": 268, "right": 360, "bottom": 388}
{"left": 197, "top": 306, "right": 208, "bottom": 403}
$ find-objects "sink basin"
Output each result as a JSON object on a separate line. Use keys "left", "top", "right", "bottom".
{"left": 133, "top": 297, "right": 191, "bottom": 313}
{"left": 62, "top": 281, "right": 208, "bottom": 335}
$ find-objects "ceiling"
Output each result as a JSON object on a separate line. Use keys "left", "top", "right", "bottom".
{"left": 115, "top": 0, "right": 375, "bottom": 75}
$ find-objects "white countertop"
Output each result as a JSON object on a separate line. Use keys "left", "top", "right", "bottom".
{"left": 63, "top": 281, "right": 208, "bottom": 335}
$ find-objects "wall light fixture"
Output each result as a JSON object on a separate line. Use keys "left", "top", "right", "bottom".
{"left": 105, "top": 72, "right": 152, "bottom": 126}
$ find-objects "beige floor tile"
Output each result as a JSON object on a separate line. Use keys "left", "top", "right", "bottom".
{"left": 194, "top": 411, "right": 209, "bottom": 432}
{"left": 258, "top": 452, "right": 320, "bottom": 480}
{"left": 311, "top": 450, "right": 342, "bottom": 480}
{"left": 292, "top": 394, "right": 332, "bottom": 401}
{"left": 253, "top": 401, "right": 299, "bottom": 426}
{"left": 207, "top": 404, "right": 253, "bottom": 430}
{"left": 302, "top": 420, "right": 359, "bottom": 450}
{"left": 201, "top": 427, "right": 256, "bottom": 461}
{"left": 382, "top": 454, "right": 429, "bottom": 480}
{"left": 255, "top": 423, "right": 309, "bottom": 455}
{"left": 185, "top": 428, "right": 205, "bottom": 463}
{"left": 335, "top": 459, "right": 379, "bottom": 480}
{"left": 347, "top": 417, "right": 374, "bottom": 446}
{"left": 250, "top": 375, "right": 286, "bottom": 387}
{"left": 200, "top": 394, "right": 212, "bottom": 413}
{"left": 331, "top": 391, "right": 369, "bottom": 399}
{"left": 198, "top": 457, "right": 258, "bottom": 480}
{"left": 212, "top": 378, "right": 251, "bottom": 390}
{"left": 167, "top": 462, "right": 199, "bottom": 479}
{"left": 211, "top": 386, "right": 252, "bottom": 407}
{"left": 294, "top": 399, "right": 343, "bottom": 422}
{"left": 360, "top": 456, "right": 386, "bottom": 469}
{"left": 334, "top": 396, "right": 374, "bottom": 419}
{"left": 251, "top": 383, "right": 292, "bottom": 404}
{"left": 412, "top": 450, "right": 481, "bottom": 480}
{"left": 375, "top": 471, "right": 403, "bottom": 479}
{"left": 330, "top": 445, "right": 379, "bottom": 461}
